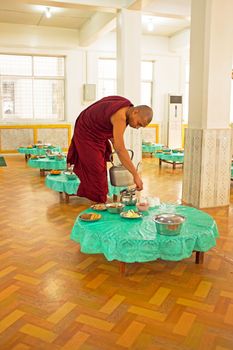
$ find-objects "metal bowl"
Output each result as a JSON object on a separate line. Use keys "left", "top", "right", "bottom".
{"left": 121, "top": 196, "right": 137, "bottom": 206}
{"left": 154, "top": 213, "right": 185, "bottom": 236}
{"left": 47, "top": 154, "right": 56, "bottom": 159}
{"left": 106, "top": 202, "right": 125, "bottom": 214}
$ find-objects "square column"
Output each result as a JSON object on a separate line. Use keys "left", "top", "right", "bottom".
{"left": 182, "top": 0, "right": 233, "bottom": 208}
{"left": 116, "top": 9, "right": 142, "bottom": 167}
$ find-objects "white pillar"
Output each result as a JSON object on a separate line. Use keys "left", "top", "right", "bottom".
{"left": 182, "top": 0, "right": 233, "bottom": 208}
{"left": 116, "top": 9, "right": 142, "bottom": 168}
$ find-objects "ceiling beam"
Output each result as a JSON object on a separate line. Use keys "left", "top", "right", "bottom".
{"left": 22, "top": 0, "right": 128, "bottom": 13}
{"left": 127, "top": 0, "right": 156, "bottom": 11}
{"left": 127, "top": 0, "right": 189, "bottom": 20}
{"left": 79, "top": 12, "right": 115, "bottom": 46}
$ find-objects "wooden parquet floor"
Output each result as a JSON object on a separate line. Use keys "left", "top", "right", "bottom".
{"left": 0, "top": 155, "right": 233, "bottom": 350}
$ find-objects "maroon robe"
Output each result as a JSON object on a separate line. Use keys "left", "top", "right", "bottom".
{"left": 67, "top": 96, "right": 133, "bottom": 203}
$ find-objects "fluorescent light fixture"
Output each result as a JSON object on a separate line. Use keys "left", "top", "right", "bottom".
{"left": 147, "top": 19, "right": 154, "bottom": 32}
{"left": 45, "top": 7, "right": 51, "bottom": 18}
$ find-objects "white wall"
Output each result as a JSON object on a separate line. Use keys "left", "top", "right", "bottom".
{"left": 0, "top": 23, "right": 188, "bottom": 144}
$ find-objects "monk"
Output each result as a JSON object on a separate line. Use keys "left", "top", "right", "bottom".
{"left": 67, "top": 96, "right": 153, "bottom": 203}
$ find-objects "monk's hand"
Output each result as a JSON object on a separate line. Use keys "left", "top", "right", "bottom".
{"left": 134, "top": 173, "right": 143, "bottom": 191}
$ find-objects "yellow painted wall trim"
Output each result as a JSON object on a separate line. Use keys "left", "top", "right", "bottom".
{"left": 182, "top": 124, "right": 188, "bottom": 148}
{"left": 145, "top": 123, "right": 160, "bottom": 143}
{"left": 0, "top": 124, "right": 71, "bottom": 129}
{"left": 0, "top": 124, "right": 71, "bottom": 153}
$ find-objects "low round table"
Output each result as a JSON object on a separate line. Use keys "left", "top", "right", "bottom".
{"left": 154, "top": 152, "right": 184, "bottom": 169}
{"left": 46, "top": 173, "right": 127, "bottom": 202}
{"left": 142, "top": 143, "right": 163, "bottom": 157}
{"left": 28, "top": 157, "right": 67, "bottom": 176}
{"left": 18, "top": 146, "right": 61, "bottom": 160}
{"left": 71, "top": 205, "right": 219, "bottom": 274}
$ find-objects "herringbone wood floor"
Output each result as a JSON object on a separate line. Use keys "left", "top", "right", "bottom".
{"left": 0, "top": 155, "right": 233, "bottom": 350}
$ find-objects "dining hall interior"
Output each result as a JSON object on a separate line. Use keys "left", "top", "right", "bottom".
{"left": 0, "top": 0, "right": 233, "bottom": 349}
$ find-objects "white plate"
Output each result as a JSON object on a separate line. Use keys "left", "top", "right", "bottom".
{"left": 91, "top": 204, "right": 107, "bottom": 211}
{"left": 120, "top": 211, "right": 142, "bottom": 219}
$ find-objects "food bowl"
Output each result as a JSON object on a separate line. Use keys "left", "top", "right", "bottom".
{"left": 91, "top": 204, "right": 107, "bottom": 211}
{"left": 50, "top": 170, "right": 61, "bottom": 175}
{"left": 63, "top": 171, "right": 77, "bottom": 180}
{"left": 47, "top": 154, "right": 56, "bottom": 159}
{"left": 56, "top": 155, "right": 64, "bottom": 161}
{"left": 106, "top": 202, "right": 125, "bottom": 214}
{"left": 154, "top": 213, "right": 185, "bottom": 236}
{"left": 136, "top": 202, "right": 149, "bottom": 211}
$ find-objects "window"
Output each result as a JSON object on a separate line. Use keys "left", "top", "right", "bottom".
{"left": 141, "top": 61, "right": 153, "bottom": 106}
{"left": 183, "top": 63, "right": 190, "bottom": 123}
{"left": 97, "top": 58, "right": 117, "bottom": 99}
{"left": 97, "top": 58, "right": 154, "bottom": 105}
{"left": 0, "top": 54, "right": 65, "bottom": 120}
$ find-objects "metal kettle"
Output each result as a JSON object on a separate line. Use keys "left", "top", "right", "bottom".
{"left": 109, "top": 149, "right": 134, "bottom": 187}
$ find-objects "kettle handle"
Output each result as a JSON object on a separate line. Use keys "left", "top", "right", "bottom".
{"left": 109, "top": 149, "right": 134, "bottom": 165}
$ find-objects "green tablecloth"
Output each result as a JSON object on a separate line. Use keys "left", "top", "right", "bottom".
{"left": 142, "top": 143, "right": 163, "bottom": 154}
{"left": 28, "top": 157, "right": 67, "bottom": 170}
{"left": 71, "top": 205, "right": 219, "bottom": 263}
{"left": 231, "top": 166, "right": 233, "bottom": 178}
{"left": 18, "top": 146, "right": 61, "bottom": 155}
{"left": 0, "top": 156, "right": 7, "bottom": 167}
{"left": 46, "top": 173, "right": 126, "bottom": 197}
{"left": 154, "top": 152, "right": 184, "bottom": 163}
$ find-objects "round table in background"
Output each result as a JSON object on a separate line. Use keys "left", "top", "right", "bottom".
{"left": 71, "top": 205, "right": 219, "bottom": 274}
{"left": 18, "top": 146, "right": 61, "bottom": 160}
{"left": 28, "top": 157, "right": 67, "bottom": 176}
{"left": 154, "top": 152, "right": 184, "bottom": 169}
{"left": 142, "top": 143, "right": 163, "bottom": 157}
{"left": 46, "top": 173, "right": 127, "bottom": 202}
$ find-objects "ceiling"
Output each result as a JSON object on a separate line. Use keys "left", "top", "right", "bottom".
{"left": 0, "top": 0, "right": 191, "bottom": 45}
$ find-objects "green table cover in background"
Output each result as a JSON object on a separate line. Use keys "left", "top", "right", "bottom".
{"left": 28, "top": 157, "right": 67, "bottom": 170}
{"left": 71, "top": 205, "right": 219, "bottom": 263}
{"left": 46, "top": 173, "right": 126, "bottom": 197}
{"left": 231, "top": 165, "right": 233, "bottom": 178}
{"left": 18, "top": 146, "right": 61, "bottom": 156}
{"left": 142, "top": 143, "right": 163, "bottom": 154}
{"left": 0, "top": 156, "right": 7, "bottom": 167}
{"left": 154, "top": 152, "right": 184, "bottom": 163}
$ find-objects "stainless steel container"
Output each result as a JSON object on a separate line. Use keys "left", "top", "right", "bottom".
{"left": 109, "top": 150, "right": 134, "bottom": 187}
{"left": 120, "top": 189, "right": 137, "bottom": 206}
{"left": 154, "top": 213, "right": 185, "bottom": 236}
{"left": 106, "top": 203, "right": 125, "bottom": 214}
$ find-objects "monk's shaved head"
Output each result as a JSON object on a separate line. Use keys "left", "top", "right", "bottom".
{"left": 127, "top": 105, "right": 153, "bottom": 129}
{"left": 134, "top": 105, "right": 153, "bottom": 124}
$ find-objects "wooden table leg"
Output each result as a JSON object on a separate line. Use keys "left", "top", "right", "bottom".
{"left": 119, "top": 261, "right": 126, "bottom": 275}
{"left": 159, "top": 159, "right": 162, "bottom": 168}
{"left": 65, "top": 193, "right": 70, "bottom": 203}
{"left": 195, "top": 251, "right": 204, "bottom": 264}
{"left": 173, "top": 162, "right": 176, "bottom": 170}
{"left": 40, "top": 169, "right": 45, "bottom": 176}
{"left": 59, "top": 192, "right": 63, "bottom": 201}
{"left": 113, "top": 194, "right": 118, "bottom": 202}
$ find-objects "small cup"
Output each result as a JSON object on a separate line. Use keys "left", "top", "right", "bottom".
{"left": 136, "top": 199, "right": 149, "bottom": 212}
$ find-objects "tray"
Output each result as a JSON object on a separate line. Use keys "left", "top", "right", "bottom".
{"left": 79, "top": 213, "right": 102, "bottom": 222}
